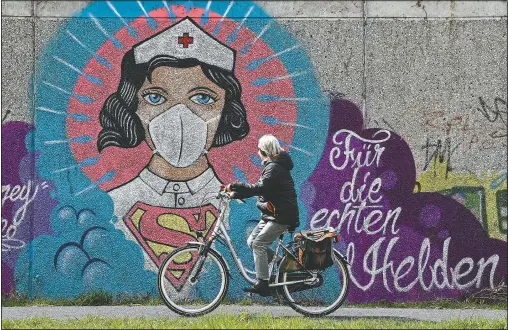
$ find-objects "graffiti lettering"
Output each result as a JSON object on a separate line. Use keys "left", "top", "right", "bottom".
{"left": 1, "top": 219, "right": 25, "bottom": 251}
{"left": 421, "top": 105, "right": 508, "bottom": 151}
{"left": 1, "top": 181, "right": 49, "bottom": 251}
{"left": 421, "top": 137, "right": 460, "bottom": 178}
{"left": 340, "top": 169, "right": 382, "bottom": 204}
{"left": 310, "top": 203, "right": 401, "bottom": 236}
{"left": 468, "top": 133, "right": 506, "bottom": 150}
{"left": 423, "top": 111, "right": 475, "bottom": 135}
{"left": 329, "top": 129, "right": 390, "bottom": 171}
{"left": 1, "top": 181, "right": 47, "bottom": 225}
{"left": 313, "top": 129, "right": 401, "bottom": 236}
{"left": 347, "top": 236, "right": 499, "bottom": 293}
{"left": 476, "top": 96, "right": 507, "bottom": 138}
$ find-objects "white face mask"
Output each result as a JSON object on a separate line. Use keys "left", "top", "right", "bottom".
{"left": 148, "top": 104, "right": 218, "bottom": 168}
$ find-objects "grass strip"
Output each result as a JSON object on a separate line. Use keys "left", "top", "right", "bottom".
{"left": 2, "top": 314, "right": 507, "bottom": 329}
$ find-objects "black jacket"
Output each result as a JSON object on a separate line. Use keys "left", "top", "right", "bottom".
{"left": 230, "top": 151, "right": 300, "bottom": 231}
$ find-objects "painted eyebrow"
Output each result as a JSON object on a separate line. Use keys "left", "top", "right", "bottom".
{"left": 141, "top": 86, "right": 168, "bottom": 95}
{"left": 187, "top": 86, "right": 219, "bottom": 97}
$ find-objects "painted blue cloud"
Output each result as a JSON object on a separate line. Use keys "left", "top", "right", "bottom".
{"left": 15, "top": 205, "right": 157, "bottom": 299}
{"left": 54, "top": 243, "right": 90, "bottom": 277}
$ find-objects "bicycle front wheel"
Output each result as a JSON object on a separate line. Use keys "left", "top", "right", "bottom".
{"left": 158, "top": 244, "right": 229, "bottom": 317}
{"left": 278, "top": 251, "right": 350, "bottom": 317}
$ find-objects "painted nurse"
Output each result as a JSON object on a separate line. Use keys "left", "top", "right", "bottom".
{"left": 97, "top": 18, "right": 249, "bottom": 274}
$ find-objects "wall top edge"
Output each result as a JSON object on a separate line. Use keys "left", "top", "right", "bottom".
{"left": 1, "top": 1, "right": 506, "bottom": 19}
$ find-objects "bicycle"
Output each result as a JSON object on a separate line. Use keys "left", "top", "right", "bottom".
{"left": 158, "top": 190, "right": 350, "bottom": 317}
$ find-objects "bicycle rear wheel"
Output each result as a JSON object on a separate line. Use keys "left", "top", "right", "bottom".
{"left": 158, "top": 244, "right": 229, "bottom": 317}
{"left": 278, "top": 251, "right": 349, "bottom": 317}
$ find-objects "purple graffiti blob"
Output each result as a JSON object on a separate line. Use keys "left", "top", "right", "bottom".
{"left": 303, "top": 99, "right": 507, "bottom": 303}
{"left": 1, "top": 121, "right": 56, "bottom": 296}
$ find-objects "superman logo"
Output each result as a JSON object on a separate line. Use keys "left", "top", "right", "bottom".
{"left": 124, "top": 202, "right": 219, "bottom": 291}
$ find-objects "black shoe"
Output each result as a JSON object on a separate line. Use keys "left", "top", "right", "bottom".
{"left": 243, "top": 279, "right": 270, "bottom": 297}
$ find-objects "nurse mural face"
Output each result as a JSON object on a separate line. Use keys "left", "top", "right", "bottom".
{"left": 97, "top": 18, "right": 249, "bottom": 180}
{"left": 137, "top": 66, "right": 226, "bottom": 168}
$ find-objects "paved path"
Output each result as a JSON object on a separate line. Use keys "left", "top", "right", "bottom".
{"left": 2, "top": 305, "right": 506, "bottom": 322}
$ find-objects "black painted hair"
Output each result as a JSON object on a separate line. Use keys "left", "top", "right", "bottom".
{"left": 97, "top": 50, "right": 249, "bottom": 152}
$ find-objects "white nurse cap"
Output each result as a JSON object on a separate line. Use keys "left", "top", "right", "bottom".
{"left": 133, "top": 17, "right": 235, "bottom": 72}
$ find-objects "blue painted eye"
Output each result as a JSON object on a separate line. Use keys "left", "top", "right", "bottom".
{"left": 190, "top": 93, "right": 215, "bottom": 105}
{"left": 143, "top": 93, "right": 166, "bottom": 105}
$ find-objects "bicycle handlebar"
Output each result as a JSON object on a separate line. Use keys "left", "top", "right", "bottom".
{"left": 216, "top": 191, "right": 230, "bottom": 199}
{"left": 216, "top": 189, "right": 245, "bottom": 203}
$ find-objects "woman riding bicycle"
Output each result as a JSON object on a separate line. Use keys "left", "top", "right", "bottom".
{"left": 225, "top": 134, "right": 299, "bottom": 297}
{"left": 158, "top": 137, "right": 350, "bottom": 315}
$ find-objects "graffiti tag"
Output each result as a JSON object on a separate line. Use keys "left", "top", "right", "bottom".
{"left": 476, "top": 96, "right": 507, "bottom": 138}
{"left": 423, "top": 111, "right": 475, "bottom": 135}
{"left": 421, "top": 136, "right": 460, "bottom": 178}
{"left": 1, "top": 181, "right": 49, "bottom": 251}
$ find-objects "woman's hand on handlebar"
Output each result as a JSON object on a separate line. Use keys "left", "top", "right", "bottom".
{"left": 219, "top": 184, "right": 242, "bottom": 201}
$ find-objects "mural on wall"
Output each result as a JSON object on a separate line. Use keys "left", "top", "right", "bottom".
{"left": 2, "top": 0, "right": 506, "bottom": 302}
{"left": 10, "top": 0, "right": 327, "bottom": 298}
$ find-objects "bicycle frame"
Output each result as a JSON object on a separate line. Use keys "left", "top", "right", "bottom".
{"left": 192, "top": 192, "right": 318, "bottom": 288}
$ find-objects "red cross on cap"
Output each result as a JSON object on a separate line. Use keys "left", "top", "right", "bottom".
{"left": 133, "top": 18, "right": 235, "bottom": 71}
{"left": 178, "top": 33, "right": 194, "bottom": 48}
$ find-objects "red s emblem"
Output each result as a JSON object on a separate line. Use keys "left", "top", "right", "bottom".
{"left": 124, "top": 202, "right": 219, "bottom": 290}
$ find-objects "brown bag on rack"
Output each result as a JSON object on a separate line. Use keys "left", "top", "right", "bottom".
{"left": 280, "top": 229, "right": 335, "bottom": 272}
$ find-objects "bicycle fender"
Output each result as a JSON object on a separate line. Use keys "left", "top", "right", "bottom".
{"left": 184, "top": 242, "right": 233, "bottom": 279}
{"left": 333, "top": 248, "right": 350, "bottom": 265}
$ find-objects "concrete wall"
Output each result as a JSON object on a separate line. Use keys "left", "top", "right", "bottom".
{"left": 2, "top": 1, "right": 506, "bottom": 303}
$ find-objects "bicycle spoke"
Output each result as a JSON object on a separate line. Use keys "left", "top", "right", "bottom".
{"left": 279, "top": 253, "right": 349, "bottom": 316}
{"left": 158, "top": 246, "right": 228, "bottom": 316}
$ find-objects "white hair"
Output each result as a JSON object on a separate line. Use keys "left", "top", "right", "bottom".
{"left": 258, "top": 134, "right": 283, "bottom": 158}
